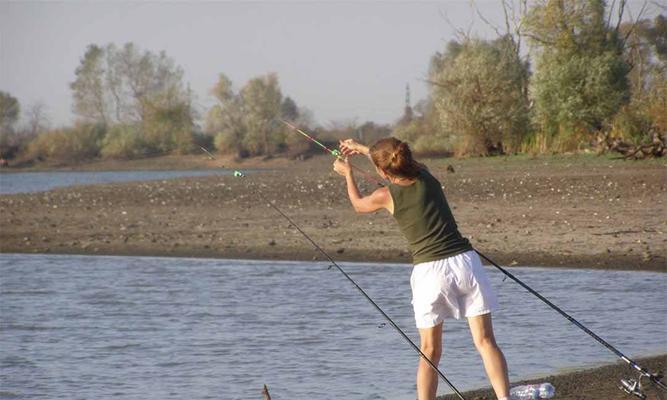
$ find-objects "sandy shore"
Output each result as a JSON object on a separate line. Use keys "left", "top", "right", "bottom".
{"left": 1, "top": 154, "right": 665, "bottom": 271}
{"left": 438, "top": 354, "right": 666, "bottom": 400}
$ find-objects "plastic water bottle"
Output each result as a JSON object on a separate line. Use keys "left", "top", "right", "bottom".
{"left": 510, "top": 382, "right": 555, "bottom": 399}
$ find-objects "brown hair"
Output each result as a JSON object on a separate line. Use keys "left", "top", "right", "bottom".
{"left": 369, "top": 137, "right": 422, "bottom": 180}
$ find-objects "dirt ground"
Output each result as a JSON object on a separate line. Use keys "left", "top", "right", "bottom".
{"left": 1, "top": 153, "right": 665, "bottom": 271}
{"left": 439, "top": 354, "right": 667, "bottom": 400}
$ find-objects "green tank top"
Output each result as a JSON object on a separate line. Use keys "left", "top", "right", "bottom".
{"left": 388, "top": 169, "right": 472, "bottom": 265}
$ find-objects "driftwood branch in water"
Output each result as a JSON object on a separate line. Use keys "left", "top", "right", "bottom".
{"left": 596, "top": 131, "right": 666, "bottom": 159}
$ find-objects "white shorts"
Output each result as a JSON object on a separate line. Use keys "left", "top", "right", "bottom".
{"left": 410, "top": 250, "right": 498, "bottom": 328}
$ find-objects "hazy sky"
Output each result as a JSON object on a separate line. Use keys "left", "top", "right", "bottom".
{"left": 0, "top": 1, "right": 659, "bottom": 128}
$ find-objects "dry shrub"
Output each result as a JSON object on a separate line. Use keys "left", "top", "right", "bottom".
{"left": 412, "top": 134, "right": 453, "bottom": 157}
{"left": 25, "top": 123, "right": 103, "bottom": 163}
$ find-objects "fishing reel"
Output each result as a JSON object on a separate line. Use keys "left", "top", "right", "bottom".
{"left": 621, "top": 377, "right": 647, "bottom": 399}
{"left": 620, "top": 372, "right": 666, "bottom": 400}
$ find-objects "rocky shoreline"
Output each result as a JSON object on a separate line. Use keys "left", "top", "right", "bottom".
{"left": 438, "top": 354, "right": 666, "bottom": 400}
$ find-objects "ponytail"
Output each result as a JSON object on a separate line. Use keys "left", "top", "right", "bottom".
{"left": 370, "top": 137, "right": 422, "bottom": 179}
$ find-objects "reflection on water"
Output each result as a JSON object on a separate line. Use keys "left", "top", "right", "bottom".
{"left": 1, "top": 254, "right": 665, "bottom": 400}
{"left": 0, "top": 169, "right": 234, "bottom": 194}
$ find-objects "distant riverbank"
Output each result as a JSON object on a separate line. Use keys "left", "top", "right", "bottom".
{"left": 0, "top": 152, "right": 291, "bottom": 172}
{"left": 1, "top": 153, "right": 665, "bottom": 272}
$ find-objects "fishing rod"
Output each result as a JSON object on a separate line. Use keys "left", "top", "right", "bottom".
{"left": 200, "top": 147, "right": 467, "bottom": 400}
{"left": 474, "top": 249, "right": 667, "bottom": 397}
{"left": 280, "top": 119, "right": 342, "bottom": 158}
{"left": 280, "top": 119, "right": 385, "bottom": 187}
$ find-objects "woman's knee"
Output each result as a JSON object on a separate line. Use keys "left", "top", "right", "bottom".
{"left": 473, "top": 334, "right": 498, "bottom": 352}
{"left": 420, "top": 342, "right": 442, "bottom": 362}
{"left": 418, "top": 323, "right": 443, "bottom": 362}
{"left": 468, "top": 314, "right": 499, "bottom": 352}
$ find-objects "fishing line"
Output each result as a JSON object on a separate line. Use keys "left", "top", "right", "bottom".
{"left": 200, "top": 146, "right": 466, "bottom": 399}
{"left": 280, "top": 119, "right": 385, "bottom": 187}
{"left": 475, "top": 249, "right": 667, "bottom": 394}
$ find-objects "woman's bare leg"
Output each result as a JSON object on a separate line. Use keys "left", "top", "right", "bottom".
{"left": 417, "top": 322, "right": 443, "bottom": 400}
{"left": 468, "top": 313, "right": 510, "bottom": 399}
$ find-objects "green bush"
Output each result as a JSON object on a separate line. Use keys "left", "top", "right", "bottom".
{"left": 142, "top": 101, "right": 195, "bottom": 155}
{"left": 394, "top": 112, "right": 453, "bottom": 156}
{"left": 609, "top": 106, "right": 653, "bottom": 144}
{"left": 393, "top": 120, "right": 422, "bottom": 144}
{"left": 214, "top": 131, "right": 238, "bottom": 154}
{"left": 100, "top": 124, "right": 146, "bottom": 159}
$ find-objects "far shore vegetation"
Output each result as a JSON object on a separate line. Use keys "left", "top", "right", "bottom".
{"left": 1, "top": 2, "right": 665, "bottom": 169}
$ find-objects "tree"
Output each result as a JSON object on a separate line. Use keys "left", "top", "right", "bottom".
{"left": 644, "top": 14, "right": 667, "bottom": 61}
{"left": 70, "top": 45, "right": 108, "bottom": 124}
{"left": 113, "top": 43, "right": 187, "bottom": 123}
{"left": 26, "top": 102, "right": 49, "bottom": 137}
{"left": 280, "top": 97, "right": 299, "bottom": 122}
{"left": 143, "top": 97, "right": 194, "bottom": 154}
{"left": 393, "top": 98, "right": 452, "bottom": 155}
{"left": 71, "top": 42, "right": 194, "bottom": 155}
{"left": 70, "top": 42, "right": 190, "bottom": 127}
{"left": 240, "top": 73, "right": 283, "bottom": 156}
{"left": 644, "top": 16, "right": 667, "bottom": 135}
{"left": 429, "top": 37, "right": 531, "bottom": 155}
{"left": 0, "top": 91, "right": 20, "bottom": 158}
{"left": 358, "top": 121, "right": 391, "bottom": 144}
{"left": 206, "top": 73, "right": 299, "bottom": 157}
{"left": 206, "top": 74, "right": 248, "bottom": 157}
{"left": 625, "top": 15, "right": 667, "bottom": 105}
{"left": 0, "top": 91, "right": 20, "bottom": 137}
{"left": 609, "top": 15, "right": 667, "bottom": 143}
{"left": 525, "top": 0, "right": 632, "bottom": 151}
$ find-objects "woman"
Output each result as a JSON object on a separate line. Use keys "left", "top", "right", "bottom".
{"left": 333, "top": 137, "right": 510, "bottom": 400}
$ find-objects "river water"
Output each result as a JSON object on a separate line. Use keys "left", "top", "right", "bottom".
{"left": 1, "top": 254, "right": 665, "bottom": 400}
{"left": 0, "top": 170, "right": 236, "bottom": 194}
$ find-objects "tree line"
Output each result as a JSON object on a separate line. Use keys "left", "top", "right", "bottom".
{"left": 396, "top": 2, "right": 666, "bottom": 156}
{"left": 0, "top": 0, "right": 664, "bottom": 164}
{"left": 0, "top": 39, "right": 391, "bottom": 165}
{"left": 0, "top": 42, "right": 309, "bottom": 164}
